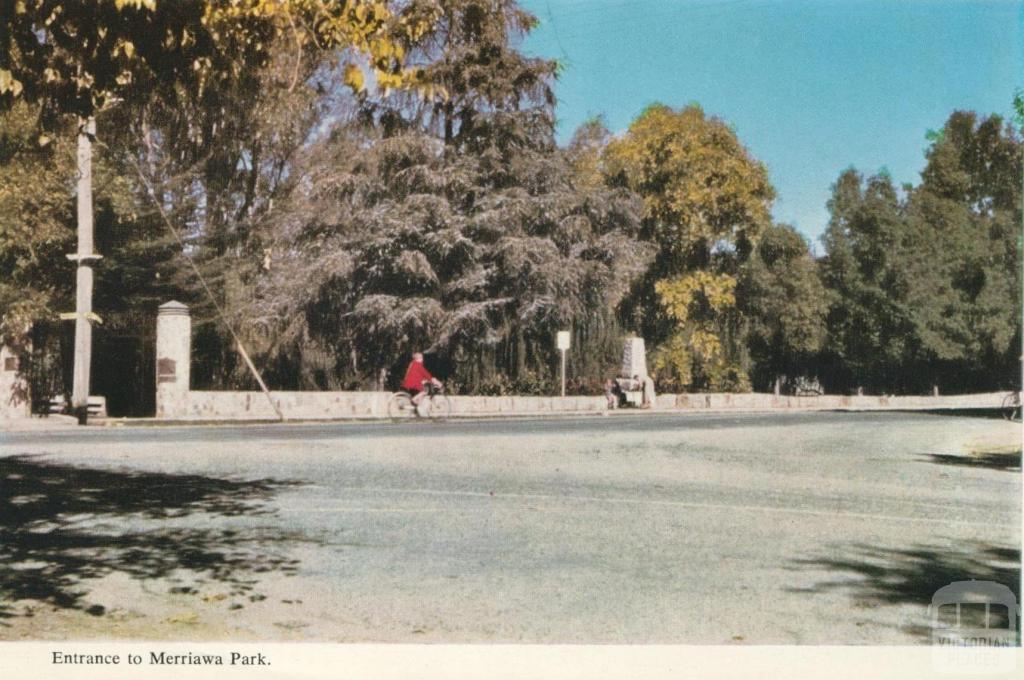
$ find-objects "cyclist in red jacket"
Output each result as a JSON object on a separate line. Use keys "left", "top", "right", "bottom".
{"left": 401, "top": 352, "right": 442, "bottom": 407}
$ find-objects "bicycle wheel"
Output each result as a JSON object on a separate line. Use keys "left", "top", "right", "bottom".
{"left": 1002, "top": 392, "right": 1021, "bottom": 422}
{"left": 428, "top": 394, "right": 452, "bottom": 421}
{"left": 387, "top": 391, "right": 415, "bottom": 420}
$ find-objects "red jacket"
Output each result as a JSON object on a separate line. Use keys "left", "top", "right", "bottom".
{"left": 401, "top": 361, "right": 434, "bottom": 391}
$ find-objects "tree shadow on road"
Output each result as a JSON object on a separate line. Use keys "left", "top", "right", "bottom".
{"left": 922, "top": 448, "right": 1022, "bottom": 472}
{"left": 0, "top": 454, "right": 309, "bottom": 626}
{"left": 788, "top": 542, "right": 1021, "bottom": 640}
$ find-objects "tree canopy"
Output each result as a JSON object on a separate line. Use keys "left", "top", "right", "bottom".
{"left": 739, "top": 224, "right": 827, "bottom": 392}
{"left": 604, "top": 103, "right": 774, "bottom": 271}
{"left": 0, "top": 2, "right": 1019, "bottom": 413}
{"left": 1, "top": 0, "right": 436, "bottom": 121}
{"left": 223, "top": 1, "right": 652, "bottom": 391}
{"left": 600, "top": 103, "right": 775, "bottom": 391}
{"left": 819, "top": 111, "right": 1021, "bottom": 394}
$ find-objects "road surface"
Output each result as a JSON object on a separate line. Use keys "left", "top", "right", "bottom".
{"left": 1, "top": 411, "right": 1020, "bottom": 643}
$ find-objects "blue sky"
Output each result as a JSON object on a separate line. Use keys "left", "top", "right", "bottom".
{"left": 519, "top": 0, "right": 1022, "bottom": 248}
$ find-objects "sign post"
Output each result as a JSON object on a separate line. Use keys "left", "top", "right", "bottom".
{"left": 556, "top": 331, "right": 571, "bottom": 397}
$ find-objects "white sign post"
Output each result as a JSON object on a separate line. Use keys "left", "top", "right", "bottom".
{"left": 556, "top": 331, "right": 571, "bottom": 397}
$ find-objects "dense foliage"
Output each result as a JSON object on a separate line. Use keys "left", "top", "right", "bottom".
{"left": 820, "top": 112, "right": 1021, "bottom": 394}
{"left": 602, "top": 103, "right": 774, "bottom": 391}
{"left": 0, "top": 1, "right": 1019, "bottom": 414}
{"left": 227, "top": 0, "right": 651, "bottom": 391}
{"left": 738, "top": 224, "right": 827, "bottom": 394}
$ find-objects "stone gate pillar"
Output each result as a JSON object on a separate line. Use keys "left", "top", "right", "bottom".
{"left": 156, "top": 301, "right": 191, "bottom": 418}
{"left": 0, "top": 344, "right": 30, "bottom": 420}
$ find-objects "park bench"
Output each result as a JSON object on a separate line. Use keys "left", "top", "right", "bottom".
{"left": 42, "top": 395, "right": 107, "bottom": 418}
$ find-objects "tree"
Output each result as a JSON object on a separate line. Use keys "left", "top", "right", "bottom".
{"left": 652, "top": 270, "right": 747, "bottom": 391}
{"left": 1, "top": 0, "right": 439, "bottom": 413}
{"left": 229, "top": 125, "right": 650, "bottom": 392}
{"left": 819, "top": 169, "right": 913, "bottom": 393}
{"left": 0, "top": 103, "right": 74, "bottom": 346}
{"left": 819, "top": 111, "right": 1021, "bottom": 394}
{"left": 1, "top": 1, "right": 432, "bottom": 120}
{"left": 603, "top": 103, "right": 774, "bottom": 272}
{"left": 226, "top": 1, "right": 652, "bottom": 392}
{"left": 902, "top": 111, "right": 1021, "bottom": 391}
{"left": 602, "top": 103, "right": 774, "bottom": 390}
{"left": 738, "top": 224, "right": 827, "bottom": 393}
{"left": 91, "top": 1, "right": 556, "bottom": 393}
{"left": 390, "top": 0, "right": 557, "bottom": 149}
{"left": 0, "top": 100, "right": 176, "bottom": 410}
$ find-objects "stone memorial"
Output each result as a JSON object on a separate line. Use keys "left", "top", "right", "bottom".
{"left": 617, "top": 337, "right": 656, "bottom": 408}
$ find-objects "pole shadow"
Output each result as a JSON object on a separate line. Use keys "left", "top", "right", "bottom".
{"left": 0, "top": 454, "right": 309, "bottom": 625}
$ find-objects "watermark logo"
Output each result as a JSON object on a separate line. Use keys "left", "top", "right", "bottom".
{"left": 930, "top": 580, "right": 1019, "bottom": 674}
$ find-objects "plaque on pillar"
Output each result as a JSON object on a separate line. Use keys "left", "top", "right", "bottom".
{"left": 157, "top": 358, "right": 177, "bottom": 383}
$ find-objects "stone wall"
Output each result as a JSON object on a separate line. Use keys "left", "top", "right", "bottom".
{"left": 655, "top": 391, "right": 1008, "bottom": 411}
{"left": 184, "top": 391, "right": 387, "bottom": 419}
{"left": 160, "top": 389, "right": 1010, "bottom": 421}
{"left": 174, "top": 391, "right": 609, "bottom": 420}
{"left": 449, "top": 395, "right": 608, "bottom": 415}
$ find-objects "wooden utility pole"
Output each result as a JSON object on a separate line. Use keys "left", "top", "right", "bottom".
{"left": 66, "top": 117, "right": 102, "bottom": 423}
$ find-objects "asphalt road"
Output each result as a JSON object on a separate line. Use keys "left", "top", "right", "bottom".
{"left": 1, "top": 411, "right": 1020, "bottom": 643}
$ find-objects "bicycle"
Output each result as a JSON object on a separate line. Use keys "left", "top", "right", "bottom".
{"left": 387, "top": 382, "right": 452, "bottom": 421}
{"left": 1001, "top": 391, "right": 1021, "bottom": 422}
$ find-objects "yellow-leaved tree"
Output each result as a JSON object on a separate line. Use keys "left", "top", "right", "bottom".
{"left": 652, "top": 271, "right": 748, "bottom": 391}
{"left": 1, "top": 1, "right": 440, "bottom": 119}
{"left": 603, "top": 103, "right": 774, "bottom": 391}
